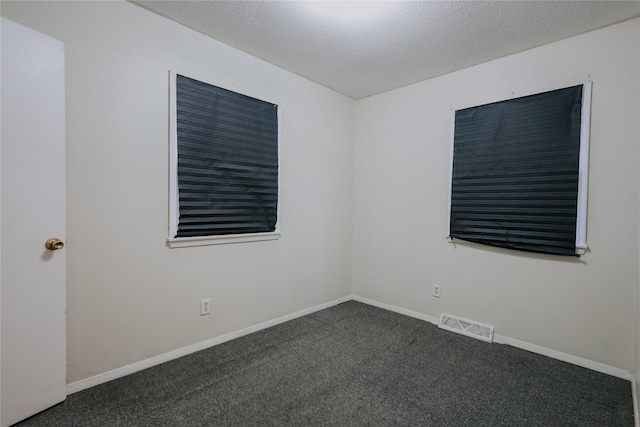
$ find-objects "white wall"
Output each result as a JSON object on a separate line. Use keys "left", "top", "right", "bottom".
{"left": 2, "top": 1, "right": 355, "bottom": 383}
{"left": 637, "top": 270, "right": 640, "bottom": 421}
{"left": 353, "top": 18, "right": 640, "bottom": 371}
{"left": 637, "top": 96, "right": 640, "bottom": 420}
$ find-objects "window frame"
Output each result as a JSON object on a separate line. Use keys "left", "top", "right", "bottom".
{"left": 447, "top": 82, "right": 592, "bottom": 256}
{"left": 167, "top": 70, "right": 281, "bottom": 248}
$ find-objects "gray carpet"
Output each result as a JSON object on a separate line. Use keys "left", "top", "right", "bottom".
{"left": 17, "top": 301, "right": 634, "bottom": 426}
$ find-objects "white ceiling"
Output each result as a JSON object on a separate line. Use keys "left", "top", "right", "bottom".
{"left": 132, "top": 1, "right": 640, "bottom": 99}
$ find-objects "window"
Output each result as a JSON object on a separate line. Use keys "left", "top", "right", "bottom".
{"left": 169, "top": 72, "right": 280, "bottom": 248}
{"left": 448, "top": 83, "right": 591, "bottom": 256}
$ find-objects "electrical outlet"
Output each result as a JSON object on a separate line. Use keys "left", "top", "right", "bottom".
{"left": 432, "top": 284, "right": 441, "bottom": 298}
{"left": 200, "top": 298, "right": 211, "bottom": 316}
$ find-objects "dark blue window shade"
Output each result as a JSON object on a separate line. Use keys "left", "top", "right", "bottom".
{"left": 449, "top": 85, "right": 583, "bottom": 256}
{"left": 175, "top": 74, "right": 278, "bottom": 237}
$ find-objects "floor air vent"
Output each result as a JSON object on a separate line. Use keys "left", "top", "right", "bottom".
{"left": 439, "top": 314, "right": 494, "bottom": 343}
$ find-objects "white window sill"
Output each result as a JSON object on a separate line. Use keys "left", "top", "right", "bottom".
{"left": 447, "top": 236, "right": 588, "bottom": 256}
{"left": 168, "top": 232, "right": 281, "bottom": 248}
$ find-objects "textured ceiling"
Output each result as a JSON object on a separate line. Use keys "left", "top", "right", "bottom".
{"left": 132, "top": 1, "right": 640, "bottom": 99}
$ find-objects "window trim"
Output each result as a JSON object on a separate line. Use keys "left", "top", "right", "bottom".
{"left": 167, "top": 70, "right": 281, "bottom": 248}
{"left": 446, "top": 82, "right": 592, "bottom": 256}
{"left": 576, "top": 81, "right": 592, "bottom": 253}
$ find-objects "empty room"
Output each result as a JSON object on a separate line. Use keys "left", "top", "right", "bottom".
{"left": 1, "top": 1, "right": 639, "bottom": 426}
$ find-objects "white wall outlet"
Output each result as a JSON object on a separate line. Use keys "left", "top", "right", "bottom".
{"left": 200, "top": 298, "right": 211, "bottom": 316}
{"left": 432, "top": 284, "right": 441, "bottom": 298}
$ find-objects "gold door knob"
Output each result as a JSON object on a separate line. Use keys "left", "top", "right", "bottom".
{"left": 45, "top": 238, "right": 64, "bottom": 250}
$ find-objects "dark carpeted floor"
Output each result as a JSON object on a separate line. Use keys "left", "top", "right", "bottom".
{"left": 17, "top": 301, "right": 634, "bottom": 426}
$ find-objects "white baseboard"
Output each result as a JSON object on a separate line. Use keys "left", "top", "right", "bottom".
{"left": 66, "top": 295, "right": 351, "bottom": 395}
{"left": 493, "top": 334, "right": 633, "bottom": 381}
{"left": 354, "top": 296, "right": 633, "bottom": 381}
{"left": 351, "top": 295, "right": 439, "bottom": 325}
{"left": 67, "top": 293, "right": 635, "bottom": 411}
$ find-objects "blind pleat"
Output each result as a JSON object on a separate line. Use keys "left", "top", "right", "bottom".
{"left": 450, "top": 85, "right": 582, "bottom": 256}
{"left": 176, "top": 75, "right": 278, "bottom": 237}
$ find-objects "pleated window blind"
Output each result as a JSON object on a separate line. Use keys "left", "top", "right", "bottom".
{"left": 174, "top": 74, "right": 278, "bottom": 238}
{"left": 449, "top": 85, "right": 588, "bottom": 256}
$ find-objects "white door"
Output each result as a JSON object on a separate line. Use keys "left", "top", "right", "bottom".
{"left": 0, "top": 18, "right": 67, "bottom": 427}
